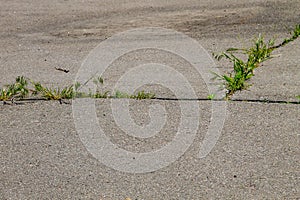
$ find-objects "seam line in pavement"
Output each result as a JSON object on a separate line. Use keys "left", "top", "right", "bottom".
{"left": 1, "top": 98, "right": 299, "bottom": 105}
{"left": 154, "top": 98, "right": 300, "bottom": 104}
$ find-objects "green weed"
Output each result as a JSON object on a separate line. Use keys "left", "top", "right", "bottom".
{"left": 0, "top": 75, "right": 156, "bottom": 102}
{"left": 113, "top": 90, "right": 130, "bottom": 99}
{"left": 207, "top": 94, "right": 215, "bottom": 100}
{"left": 214, "top": 24, "right": 300, "bottom": 99}
{"left": 112, "top": 90, "right": 155, "bottom": 99}
{"left": 91, "top": 76, "right": 110, "bottom": 98}
{"left": 93, "top": 91, "right": 110, "bottom": 98}
{"left": 93, "top": 76, "right": 104, "bottom": 85}
{"left": 32, "top": 82, "right": 75, "bottom": 100}
{"left": 0, "top": 76, "right": 29, "bottom": 101}
{"left": 130, "top": 90, "right": 155, "bottom": 100}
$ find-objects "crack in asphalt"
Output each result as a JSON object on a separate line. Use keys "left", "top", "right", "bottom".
{"left": 1, "top": 98, "right": 299, "bottom": 105}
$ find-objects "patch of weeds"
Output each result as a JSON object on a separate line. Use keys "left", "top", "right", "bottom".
{"left": 214, "top": 24, "right": 300, "bottom": 99}
{"left": 73, "top": 82, "right": 86, "bottom": 98}
{"left": 130, "top": 90, "right": 155, "bottom": 100}
{"left": 297, "top": 95, "right": 300, "bottom": 102}
{"left": 0, "top": 75, "right": 156, "bottom": 102}
{"left": 92, "top": 76, "right": 110, "bottom": 98}
{"left": 93, "top": 91, "right": 110, "bottom": 98}
{"left": 0, "top": 88, "right": 11, "bottom": 101}
{"left": 113, "top": 90, "right": 130, "bottom": 99}
{"left": 32, "top": 81, "right": 75, "bottom": 100}
{"left": 112, "top": 90, "right": 155, "bottom": 99}
{"left": 0, "top": 76, "right": 29, "bottom": 101}
{"left": 207, "top": 94, "right": 215, "bottom": 100}
{"left": 93, "top": 76, "right": 104, "bottom": 85}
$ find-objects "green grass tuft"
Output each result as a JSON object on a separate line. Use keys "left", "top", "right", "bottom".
{"left": 0, "top": 76, "right": 156, "bottom": 102}
{"left": 0, "top": 76, "right": 29, "bottom": 101}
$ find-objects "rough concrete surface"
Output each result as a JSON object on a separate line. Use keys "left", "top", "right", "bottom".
{"left": 0, "top": 0, "right": 299, "bottom": 199}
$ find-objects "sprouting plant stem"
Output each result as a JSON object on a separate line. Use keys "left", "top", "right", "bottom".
{"left": 214, "top": 24, "right": 300, "bottom": 100}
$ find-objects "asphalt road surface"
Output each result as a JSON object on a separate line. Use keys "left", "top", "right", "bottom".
{"left": 0, "top": 0, "right": 299, "bottom": 199}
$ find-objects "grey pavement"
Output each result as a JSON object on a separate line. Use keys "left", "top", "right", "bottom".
{"left": 0, "top": 0, "right": 299, "bottom": 199}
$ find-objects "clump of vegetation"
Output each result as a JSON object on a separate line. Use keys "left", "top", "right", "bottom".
{"left": 91, "top": 76, "right": 110, "bottom": 98}
{"left": 93, "top": 91, "right": 110, "bottom": 98}
{"left": 113, "top": 90, "right": 130, "bottom": 99}
{"left": 0, "top": 76, "right": 29, "bottom": 101}
{"left": 207, "top": 94, "right": 215, "bottom": 100}
{"left": 113, "top": 90, "right": 155, "bottom": 99}
{"left": 32, "top": 82, "right": 75, "bottom": 100}
{"left": 214, "top": 24, "right": 300, "bottom": 99}
{"left": 130, "top": 90, "right": 156, "bottom": 100}
{"left": 0, "top": 75, "right": 156, "bottom": 103}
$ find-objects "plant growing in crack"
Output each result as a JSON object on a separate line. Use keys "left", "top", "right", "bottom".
{"left": 0, "top": 75, "right": 156, "bottom": 103}
{"left": 112, "top": 90, "right": 155, "bottom": 99}
{"left": 213, "top": 24, "right": 300, "bottom": 100}
{"left": 0, "top": 76, "right": 29, "bottom": 101}
{"left": 92, "top": 76, "right": 110, "bottom": 98}
{"left": 130, "top": 90, "right": 156, "bottom": 100}
{"left": 207, "top": 94, "right": 215, "bottom": 100}
{"left": 32, "top": 81, "right": 75, "bottom": 100}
